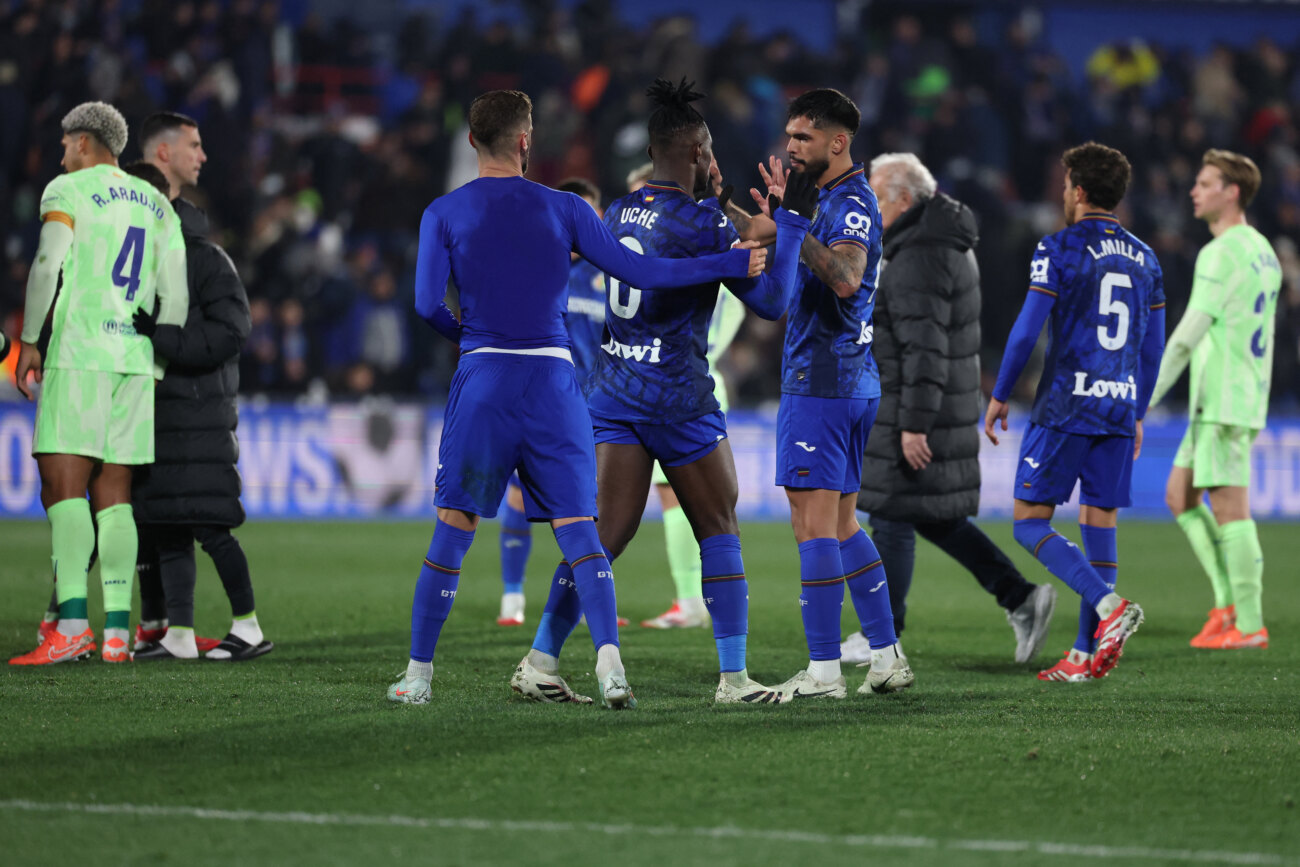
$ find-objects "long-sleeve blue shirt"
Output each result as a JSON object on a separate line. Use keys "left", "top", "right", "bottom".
{"left": 414, "top": 176, "right": 752, "bottom": 354}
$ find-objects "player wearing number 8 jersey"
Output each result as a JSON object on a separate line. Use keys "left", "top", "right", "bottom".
{"left": 1150, "top": 150, "right": 1282, "bottom": 651}
{"left": 10, "top": 102, "right": 188, "bottom": 667}
{"left": 985, "top": 142, "right": 1165, "bottom": 682}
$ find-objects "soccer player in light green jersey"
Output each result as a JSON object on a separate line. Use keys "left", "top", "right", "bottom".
{"left": 9, "top": 102, "right": 188, "bottom": 666}
{"left": 1150, "top": 149, "right": 1282, "bottom": 651}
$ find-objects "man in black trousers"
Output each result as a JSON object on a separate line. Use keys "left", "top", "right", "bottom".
{"left": 847, "top": 153, "right": 1056, "bottom": 665}
{"left": 127, "top": 113, "right": 271, "bottom": 661}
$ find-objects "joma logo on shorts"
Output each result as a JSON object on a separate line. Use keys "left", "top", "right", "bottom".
{"left": 1072, "top": 371, "right": 1136, "bottom": 400}
{"left": 602, "top": 336, "right": 662, "bottom": 363}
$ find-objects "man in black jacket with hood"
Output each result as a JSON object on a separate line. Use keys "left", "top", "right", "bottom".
{"left": 129, "top": 113, "right": 271, "bottom": 661}
{"left": 846, "top": 153, "right": 1056, "bottom": 665}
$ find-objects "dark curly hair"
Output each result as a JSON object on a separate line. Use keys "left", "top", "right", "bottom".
{"left": 646, "top": 78, "right": 706, "bottom": 151}
{"left": 1062, "top": 142, "right": 1131, "bottom": 211}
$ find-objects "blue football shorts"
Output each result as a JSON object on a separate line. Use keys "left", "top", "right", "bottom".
{"left": 590, "top": 409, "right": 727, "bottom": 467}
{"left": 775, "top": 393, "right": 877, "bottom": 494}
{"left": 1014, "top": 423, "right": 1134, "bottom": 509}
{"left": 435, "top": 353, "right": 597, "bottom": 521}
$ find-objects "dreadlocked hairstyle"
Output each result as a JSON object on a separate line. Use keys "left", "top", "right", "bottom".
{"left": 646, "top": 78, "right": 707, "bottom": 152}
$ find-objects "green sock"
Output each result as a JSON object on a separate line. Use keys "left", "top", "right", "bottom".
{"left": 663, "top": 505, "right": 702, "bottom": 601}
{"left": 1176, "top": 504, "right": 1233, "bottom": 608}
{"left": 48, "top": 498, "right": 94, "bottom": 620}
{"left": 95, "top": 504, "right": 138, "bottom": 624}
{"left": 1219, "top": 519, "right": 1264, "bottom": 633}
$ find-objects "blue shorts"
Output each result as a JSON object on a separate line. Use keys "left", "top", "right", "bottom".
{"left": 1015, "top": 423, "right": 1134, "bottom": 509}
{"left": 590, "top": 409, "right": 727, "bottom": 467}
{"left": 775, "top": 394, "right": 877, "bottom": 493}
{"left": 436, "top": 353, "right": 597, "bottom": 521}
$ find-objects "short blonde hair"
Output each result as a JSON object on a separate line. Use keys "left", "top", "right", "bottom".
{"left": 1202, "top": 149, "right": 1262, "bottom": 208}
{"left": 626, "top": 162, "right": 654, "bottom": 192}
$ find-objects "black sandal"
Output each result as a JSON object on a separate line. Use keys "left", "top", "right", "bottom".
{"left": 205, "top": 633, "right": 275, "bottom": 661}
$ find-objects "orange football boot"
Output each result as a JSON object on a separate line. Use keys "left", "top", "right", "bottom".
{"left": 1189, "top": 606, "right": 1235, "bottom": 648}
{"left": 9, "top": 628, "right": 96, "bottom": 666}
{"left": 1207, "top": 626, "right": 1268, "bottom": 649}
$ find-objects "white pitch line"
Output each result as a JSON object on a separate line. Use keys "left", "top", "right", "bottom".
{"left": 0, "top": 800, "right": 1294, "bottom": 866}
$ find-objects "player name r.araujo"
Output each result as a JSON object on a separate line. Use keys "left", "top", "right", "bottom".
{"left": 1085, "top": 238, "right": 1145, "bottom": 264}
{"left": 1072, "top": 371, "right": 1137, "bottom": 400}
{"left": 88, "top": 185, "right": 167, "bottom": 220}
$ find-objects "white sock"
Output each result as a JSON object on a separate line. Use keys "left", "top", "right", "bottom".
{"left": 1095, "top": 593, "right": 1122, "bottom": 620}
{"left": 721, "top": 668, "right": 750, "bottom": 687}
{"left": 871, "top": 641, "right": 906, "bottom": 670}
{"left": 679, "top": 596, "right": 707, "bottom": 617}
{"left": 104, "top": 627, "right": 130, "bottom": 648}
{"left": 808, "top": 658, "right": 841, "bottom": 682}
{"left": 161, "top": 626, "right": 199, "bottom": 659}
{"left": 1067, "top": 648, "right": 1092, "bottom": 665}
{"left": 139, "top": 618, "right": 167, "bottom": 633}
{"left": 56, "top": 618, "right": 89, "bottom": 638}
{"left": 231, "top": 613, "right": 263, "bottom": 646}
{"left": 527, "top": 649, "right": 559, "bottom": 675}
{"left": 595, "top": 643, "right": 623, "bottom": 682}
{"left": 406, "top": 659, "right": 432, "bottom": 682}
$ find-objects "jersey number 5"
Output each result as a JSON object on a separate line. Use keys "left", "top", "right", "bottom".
{"left": 1097, "top": 272, "right": 1131, "bottom": 351}
{"left": 112, "top": 226, "right": 147, "bottom": 302}
{"left": 608, "top": 236, "right": 643, "bottom": 320}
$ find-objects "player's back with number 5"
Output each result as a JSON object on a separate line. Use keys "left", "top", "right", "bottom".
{"left": 1028, "top": 214, "right": 1164, "bottom": 438}
{"left": 39, "top": 163, "right": 186, "bottom": 378}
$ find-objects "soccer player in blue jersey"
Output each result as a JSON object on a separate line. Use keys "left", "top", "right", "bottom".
{"left": 511, "top": 79, "right": 814, "bottom": 705}
{"left": 985, "top": 142, "right": 1165, "bottom": 682}
{"left": 757, "top": 88, "right": 914, "bottom": 701}
{"left": 493, "top": 178, "right": 608, "bottom": 628}
{"left": 386, "top": 90, "right": 765, "bottom": 708}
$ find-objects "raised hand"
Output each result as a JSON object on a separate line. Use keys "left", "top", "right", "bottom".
{"left": 750, "top": 155, "right": 788, "bottom": 218}
{"left": 780, "top": 168, "right": 819, "bottom": 218}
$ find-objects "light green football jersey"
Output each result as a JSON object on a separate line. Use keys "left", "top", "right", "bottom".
{"left": 39, "top": 164, "right": 185, "bottom": 375}
{"left": 1185, "top": 224, "right": 1281, "bottom": 428}
{"left": 706, "top": 288, "right": 746, "bottom": 411}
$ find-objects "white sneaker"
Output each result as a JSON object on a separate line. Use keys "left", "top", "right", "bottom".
{"left": 714, "top": 673, "right": 784, "bottom": 705}
{"left": 858, "top": 642, "right": 915, "bottom": 695}
{"left": 509, "top": 656, "right": 593, "bottom": 704}
{"left": 387, "top": 673, "right": 431, "bottom": 705}
{"left": 640, "top": 600, "right": 710, "bottom": 629}
{"left": 1007, "top": 584, "right": 1058, "bottom": 663}
{"left": 598, "top": 670, "right": 636, "bottom": 709}
{"left": 497, "top": 592, "right": 525, "bottom": 626}
{"left": 776, "top": 668, "right": 847, "bottom": 701}
{"left": 839, "top": 630, "right": 872, "bottom": 665}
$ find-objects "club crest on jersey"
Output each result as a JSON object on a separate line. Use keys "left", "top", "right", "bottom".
{"left": 1072, "top": 371, "right": 1137, "bottom": 400}
{"left": 602, "top": 335, "right": 663, "bottom": 363}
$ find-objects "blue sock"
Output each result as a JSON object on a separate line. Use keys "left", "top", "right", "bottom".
{"left": 841, "top": 528, "right": 897, "bottom": 649}
{"left": 531, "top": 561, "right": 581, "bottom": 658}
{"left": 699, "top": 534, "right": 748, "bottom": 673}
{"left": 499, "top": 501, "right": 532, "bottom": 595}
{"left": 553, "top": 522, "right": 619, "bottom": 651}
{"left": 1013, "top": 519, "right": 1110, "bottom": 610}
{"left": 1076, "top": 525, "right": 1118, "bottom": 654}
{"left": 798, "top": 538, "right": 844, "bottom": 661}
{"left": 409, "top": 521, "right": 476, "bottom": 663}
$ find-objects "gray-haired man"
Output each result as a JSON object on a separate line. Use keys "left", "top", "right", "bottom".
{"left": 847, "top": 153, "right": 1057, "bottom": 665}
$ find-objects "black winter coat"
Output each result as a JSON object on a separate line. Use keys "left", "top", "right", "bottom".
{"left": 132, "top": 199, "right": 250, "bottom": 526}
{"left": 858, "top": 193, "right": 983, "bottom": 523}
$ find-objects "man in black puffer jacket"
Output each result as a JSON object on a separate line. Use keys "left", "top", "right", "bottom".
{"left": 846, "top": 153, "right": 1056, "bottom": 665}
{"left": 124, "top": 121, "right": 272, "bottom": 662}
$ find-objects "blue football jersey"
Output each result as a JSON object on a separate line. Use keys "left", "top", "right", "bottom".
{"left": 565, "top": 257, "right": 606, "bottom": 386}
{"left": 781, "top": 164, "right": 883, "bottom": 399}
{"left": 1028, "top": 214, "right": 1165, "bottom": 436}
{"left": 585, "top": 180, "right": 740, "bottom": 423}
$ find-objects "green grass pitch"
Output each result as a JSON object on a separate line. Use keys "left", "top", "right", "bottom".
{"left": 1, "top": 519, "right": 1297, "bottom": 866}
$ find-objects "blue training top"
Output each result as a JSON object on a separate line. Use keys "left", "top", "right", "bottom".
{"left": 565, "top": 256, "right": 606, "bottom": 385}
{"left": 782, "top": 164, "right": 884, "bottom": 400}
{"left": 413, "top": 175, "right": 751, "bottom": 355}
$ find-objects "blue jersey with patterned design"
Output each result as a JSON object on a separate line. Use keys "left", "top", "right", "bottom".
{"left": 565, "top": 257, "right": 605, "bottom": 386}
{"left": 782, "top": 164, "right": 883, "bottom": 399}
{"left": 585, "top": 180, "right": 740, "bottom": 423}
{"left": 1028, "top": 214, "right": 1165, "bottom": 436}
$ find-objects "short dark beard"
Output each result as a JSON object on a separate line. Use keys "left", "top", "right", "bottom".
{"left": 797, "top": 157, "right": 830, "bottom": 184}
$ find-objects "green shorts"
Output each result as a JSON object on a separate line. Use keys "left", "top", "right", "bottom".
{"left": 33, "top": 369, "right": 154, "bottom": 465}
{"left": 1173, "top": 422, "right": 1257, "bottom": 489}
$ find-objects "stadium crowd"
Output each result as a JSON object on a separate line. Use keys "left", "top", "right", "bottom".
{"left": 2, "top": 0, "right": 1299, "bottom": 406}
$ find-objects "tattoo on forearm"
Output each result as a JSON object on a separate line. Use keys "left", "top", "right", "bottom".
{"left": 800, "top": 235, "right": 866, "bottom": 295}
{"left": 725, "top": 202, "right": 752, "bottom": 235}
